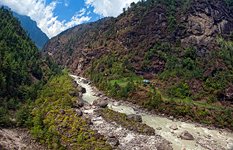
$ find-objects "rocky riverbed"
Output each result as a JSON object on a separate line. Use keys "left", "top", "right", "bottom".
{"left": 0, "top": 128, "right": 46, "bottom": 150}
{"left": 71, "top": 75, "right": 233, "bottom": 150}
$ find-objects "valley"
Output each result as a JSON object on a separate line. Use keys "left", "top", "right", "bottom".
{"left": 71, "top": 75, "right": 233, "bottom": 150}
{"left": 1, "top": 0, "right": 233, "bottom": 149}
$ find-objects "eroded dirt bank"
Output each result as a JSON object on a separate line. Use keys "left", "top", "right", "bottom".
{"left": 0, "top": 128, "right": 46, "bottom": 150}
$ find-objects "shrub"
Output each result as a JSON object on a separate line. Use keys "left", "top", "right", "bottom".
{"left": 0, "top": 107, "right": 11, "bottom": 127}
{"left": 168, "top": 82, "right": 191, "bottom": 99}
{"left": 146, "top": 89, "right": 163, "bottom": 109}
{"left": 16, "top": 105, "right": 32, "bottom": 127}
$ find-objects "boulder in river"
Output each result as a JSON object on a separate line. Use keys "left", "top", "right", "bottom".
{"left": 170, "top": 124, "right": 178, "bottom": 130}
{"left": 78, "top": 86, "right": 86, "bottom": 93}
{"left": 93, "top": 99, "right": 108, "bottom": 108}
{"left": 82, "top": 79, "right": 89, "bottom": 84}
{"left": 126, "top": 114, "right": 142, "bottom": 122}
{"left": 179, "top": 130, "right": 194, "bottom": 140}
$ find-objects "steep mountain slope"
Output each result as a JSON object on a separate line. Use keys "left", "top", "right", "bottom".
{"left": 0, "top": 8, "right": 113, "bottom": 150}
{"left": 0, "top": 7, "right": 59, "bottom": 127}
{"left": 43, "top": 0, "right": 233, "bottom": 129}
{"left": 13, "top": 12, "right": 49, "bottom": 49}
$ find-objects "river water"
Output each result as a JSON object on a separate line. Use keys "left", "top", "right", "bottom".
{"left": 71, "top": 75, "right": 233, "bottom": 150}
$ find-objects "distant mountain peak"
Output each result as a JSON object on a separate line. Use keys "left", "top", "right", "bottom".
{"left": 13, "top": 12, "right": 49, "bottom": 49}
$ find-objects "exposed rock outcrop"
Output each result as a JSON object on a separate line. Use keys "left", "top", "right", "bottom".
{"left": 43, "top": 0, "right": 233, "bottom": 76}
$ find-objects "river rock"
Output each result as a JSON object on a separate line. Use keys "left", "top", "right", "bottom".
{"left": 179, "top": 131, "right": 194, "bottom": 140}
{"left": 113, "top": 101, "right": 120, "bottom": 106}
{"left": 157, "top": 141, "right": 173, "bottom": 150}
{"left": 82, "top": 79, "right": 89, "bottom": 84}
{"left": 77, "top": 101, "right": 84, "bottom": 108}
{"left": 107, "top": 134, "right": 119, "bottom": 146}
{"left": 170, "top": 124, "right": 178, "bottom": 130}
{"left": 156, "top": 127, "right": 162, "bottom": 130}
{"left": 126, "top": 114, "right": 142, "bottom": 122}
{"left": 143, "top": 127, "right": 155, "bottom": 135}
{"left": 74, "top": 100, "right": 84, "bottom": 108}
{"left": 76, "top": 110, "right": 83, "bottom": 116}
{"left": 107, "top": 137, "right": 120, "bottom": 147}
{"left": 96, "top": 93, "right": 102, "bottom": 97}
{"left": 80, "top": 87, "right": 86, "bottom": 93}
{"left": 93, "top": 99, "right": 108, "bottom": 108}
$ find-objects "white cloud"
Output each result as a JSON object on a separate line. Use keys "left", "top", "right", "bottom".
{"left": 0, "top": 0, "right": 91, "bottom": 38}
{"left": 64, "top": 0, "right": 69, "bottom": 7}
{"left": 85, "top": 0, "right": 140, "bottom": 17}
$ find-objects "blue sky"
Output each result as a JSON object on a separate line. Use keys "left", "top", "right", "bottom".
{"left": 49, "top": 0, "right": 101, "bottom": 23}
{"left": 0, "top": 0, "right": 140, "bottom": 38}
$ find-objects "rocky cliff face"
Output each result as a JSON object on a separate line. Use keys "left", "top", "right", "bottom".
{"left": 181, "top": 0, "right": 233, "bottom": 54}
{"left": 43, "top": 0, "right": 233, "bottom": 102}
{"left": 43, "top": 0, "right": 233, "bottom": 74}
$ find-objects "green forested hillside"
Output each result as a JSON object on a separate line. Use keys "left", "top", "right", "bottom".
{"left": 0, "top": 7, "right": 60, "bottom": 126}
{"left": 0, "top": 8, "right": 112, "bottom": 150}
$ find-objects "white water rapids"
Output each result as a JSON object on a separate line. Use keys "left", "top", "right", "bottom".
{"left": 71, "top": 75, "right": 233, "bottom": 150}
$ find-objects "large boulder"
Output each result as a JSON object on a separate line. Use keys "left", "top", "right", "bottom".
{"left": 179, "top": 131, "right": 194, "bottom": 140}
{"left": 93, "top": 99, "right": 108, "bottom": 108}
{"left": 126, "top": 114, "right": 142, "bottom": 122}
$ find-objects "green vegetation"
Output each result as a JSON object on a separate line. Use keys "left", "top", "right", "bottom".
{"left": 0, "top": 7, "right": 61, "bottom": 127}
{"left": 127, "top": 0, "right": 192, "bottom": 32}
{"left": 145, "top": 89, "right": 163, "bottom": 109}
{"left": 97, "top": 108, "right": 155, "bottom": 135}
{"left": 87, "top": 53, "right": 139, "bottom": 98}
{"left": 29, "top": 73, "right": 111, "bottom": 149}
{"left": 0, "top": 8, "right": 112, "bottom": 149}
{"left": 86, "top": 38, "right": 233, "bottom": 130}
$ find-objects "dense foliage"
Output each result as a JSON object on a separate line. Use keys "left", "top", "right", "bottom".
{"left": 0, "top": 8, "right": 60, "bottom": 127}
{"left": 87, "top": 53, "right": 139, "bottom": 99}
{"left": 30, "top": 73, "right": 111, "bottom": 149}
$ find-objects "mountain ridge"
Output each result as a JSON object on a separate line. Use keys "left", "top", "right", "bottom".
{"left": 43, "top": 0, "right": 233, "bottom": 129}
{"left": 13, "top": 11, "right": 49, "bottom": 49}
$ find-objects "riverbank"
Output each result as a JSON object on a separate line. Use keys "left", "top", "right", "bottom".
{"left": 71, "top": 75, "right": 233, "bottom": 150}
